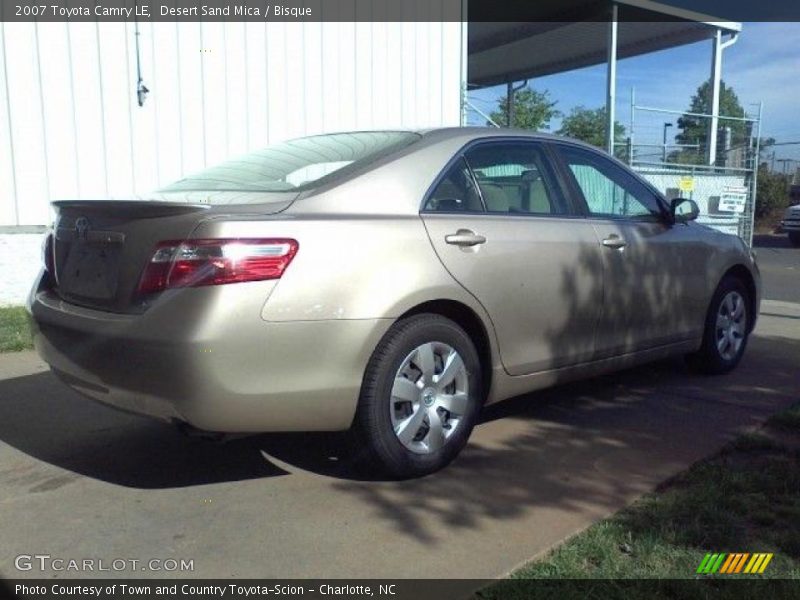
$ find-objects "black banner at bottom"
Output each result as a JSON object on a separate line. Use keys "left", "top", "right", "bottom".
{"left": 3, "top": 579, "right": 800, "bottom": 600}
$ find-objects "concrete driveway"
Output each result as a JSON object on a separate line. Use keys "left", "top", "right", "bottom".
{"left": 0, "top": 237, "right": 798, "bottom": 580}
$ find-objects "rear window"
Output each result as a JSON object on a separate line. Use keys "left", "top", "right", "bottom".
{"left": 159, "top": 131, "right": 420, "bottom": 196}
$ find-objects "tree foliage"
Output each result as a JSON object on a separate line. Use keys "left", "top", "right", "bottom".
{"left": 489, "top": 88, "right": 560, "bottom": 130}
{"left": 755, "top": 165, "right": 791, "bottom": 219}
{"left": 674, "top": 80, "right": 748, "bottom": 164}
{"left": 557, "top": 106, "right": 626, "bottom": 152}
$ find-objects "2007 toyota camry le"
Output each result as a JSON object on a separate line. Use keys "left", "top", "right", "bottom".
{"left": 28, "top": 128, "right": 760, "bottom": 478}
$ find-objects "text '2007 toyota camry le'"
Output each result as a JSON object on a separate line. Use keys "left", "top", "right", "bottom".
{"left": 28, "top": 128, "right": 761, "bottom": 478}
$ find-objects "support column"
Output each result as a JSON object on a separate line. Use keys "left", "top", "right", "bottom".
{"left": 605, "top": 3, "right": 618, "bottom": 155}
{"left": 708, "top": 30, "right": 739, "bottom": 165}
{"left": 708, "top": 29, "right": 722, "bottom": 165}
{"left": 459, "top": 7, "right": 468, "bottom": 126}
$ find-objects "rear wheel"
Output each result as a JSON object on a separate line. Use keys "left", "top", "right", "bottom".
{"left": 686, "top": 276, "right": 751, "bottom": 374}
{"left": 789, "top": 232, "right": 800, "bottom": 247}
{"left": 352, "top": 314, "right": 482, "bottom": 479}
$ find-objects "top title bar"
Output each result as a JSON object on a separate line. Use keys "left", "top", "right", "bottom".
{"left": 1, "top": 0, "right": 799, "bottom": 22}
{"left": 2, "top": 0, "right": 460, "bottom": 22}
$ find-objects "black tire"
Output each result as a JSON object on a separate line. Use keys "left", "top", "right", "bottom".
{"left": 685, "top": 275, "right": 751, "bottom": 375}
{"left": 789, "top": 232, "right": 800, "bottom": 247}
{"left": 351, "top": 314, "right": 483, "bottom": 479}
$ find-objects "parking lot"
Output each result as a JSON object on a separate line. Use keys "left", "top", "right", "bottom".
{"left": 0, "top": 235, "right": 797, "bottom": 580}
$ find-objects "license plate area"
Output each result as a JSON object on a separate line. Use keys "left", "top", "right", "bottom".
{"left": 60, "top": 242, "right": 122, "bottom": 300}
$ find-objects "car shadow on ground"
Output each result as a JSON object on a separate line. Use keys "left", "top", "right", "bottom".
{"left": 0, "top": 369, "right": 292, "bottom": 487}
{"left": 0, "top": 333, "right": 797, "bottom": 498}
{"left": 322, "top": 334, "right": 800, "bottom": 543}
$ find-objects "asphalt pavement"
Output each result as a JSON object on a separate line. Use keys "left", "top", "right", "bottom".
{"left": 753, "top": 234, "right": 799, "bottom": 303}
{"left": 0, "top": 236, "right": 797, "bottom": 579}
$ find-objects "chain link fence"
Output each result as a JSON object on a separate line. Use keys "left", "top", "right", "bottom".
{"left": 623, "top": 99, "right": 761, "bottom": 246}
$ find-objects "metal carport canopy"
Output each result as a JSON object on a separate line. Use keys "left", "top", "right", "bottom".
{"left": 467, "top": 0, "right": 741, "bottom": 88}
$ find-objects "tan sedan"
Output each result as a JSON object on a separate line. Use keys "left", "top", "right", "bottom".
{"left": 28, "top": 129, "right": 760, "bottom": 478}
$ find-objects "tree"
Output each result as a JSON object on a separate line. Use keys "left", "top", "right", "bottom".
{"left": 557, "top": 106, "right": 626, "bottom": 152}
{"left": 489, "top": 88, "right": 559, "bottom": 130}
{"left": 758, "top": 137, "right": 777, "bottom": 167}
{"left": 675, "top": 80, "right": 747, "bottom": 164}
{"left": 755, "top": 165, "right": 791, "bottom": 220}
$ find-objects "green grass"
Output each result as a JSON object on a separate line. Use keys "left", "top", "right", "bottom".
{"left": 0, "top": 306, "right": 33, "bottom": 352}
{"left": 479, "top": 403, "right": 800, "bottom": 598}
{"left": 769, "top": 405, "right": 800, "bottom": 433}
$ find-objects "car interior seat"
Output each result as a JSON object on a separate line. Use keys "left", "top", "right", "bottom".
{"left": 479, "top": 182, "right": 511, "bottom": 213}
{"left": 522, "top": 170, "right": 552, "bottom": 214}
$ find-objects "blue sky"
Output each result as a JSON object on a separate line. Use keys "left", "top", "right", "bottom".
{"left": 467, "top": 22, "right": 800, "bottom": 165}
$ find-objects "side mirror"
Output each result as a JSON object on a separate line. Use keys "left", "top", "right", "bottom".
{"left": 671, "top": 198, "right": 699, "bottom": 224}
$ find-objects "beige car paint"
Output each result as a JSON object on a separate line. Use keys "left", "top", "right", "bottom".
{"left": 423, "top": 213, "right": 603, "bottom": 375}
{"left": 28, "top": 128, "right": 761, "bottom": 433}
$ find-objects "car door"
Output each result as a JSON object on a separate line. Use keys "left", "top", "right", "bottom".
{"left": 421, "top": 139, "right": 605, "bottom": 376}
{"left": 552, "top": 142, "right": 710, "bottom": 358}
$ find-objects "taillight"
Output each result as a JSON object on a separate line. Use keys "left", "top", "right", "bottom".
{"left": 138, "top": 238, "right": 298, "bottom": 295}
{"left": 42, "top": 231, "right": 55, "bottom": 275}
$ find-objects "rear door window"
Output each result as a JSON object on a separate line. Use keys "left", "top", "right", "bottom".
{"left": 424, "top": 157, "right": 484, "bottom": 212}
{"left": 464, "top": 142, "right": 568, "bottom": 215}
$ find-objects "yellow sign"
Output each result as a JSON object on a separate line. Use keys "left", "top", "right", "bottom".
{"left": 678, "top": 176, "right": 695, "bottom": 192}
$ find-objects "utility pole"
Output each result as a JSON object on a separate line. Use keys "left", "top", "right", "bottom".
{"left": 662, "top": 122, "right": 673, "bottom": 163}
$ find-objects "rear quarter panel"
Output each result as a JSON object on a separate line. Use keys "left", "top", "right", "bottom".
{"left": 190, "top": 214, "right": 492, "bottom": 325}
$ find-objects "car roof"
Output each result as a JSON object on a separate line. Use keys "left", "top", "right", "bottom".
{"left": 293, "top": 127, "right": 595, "bottom": 147}
{"left": 415, "top": 127, "right": 602, "bottom": 151}
{"left": 271, "top": 127, "right": 600, "bottom": 154}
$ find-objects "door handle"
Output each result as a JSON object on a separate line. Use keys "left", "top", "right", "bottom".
{"left": 445, "top": 229, "right": 486, "bottom": 247}
{"left": 601, "top": 235, "right": 627, "bottom": 249}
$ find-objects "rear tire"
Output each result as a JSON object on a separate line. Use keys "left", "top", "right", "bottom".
{"left": 685, "top": 276, "right": 751, "bottom": 375}
{"left": 789, "top": 232, "right": 800, "bottom": 247}
{"left": 351, "top": 314, "right": 482, "bottom": 479}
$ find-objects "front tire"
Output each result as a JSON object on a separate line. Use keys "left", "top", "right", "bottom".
{"left": 686, "top": 276, "right": 751, "bottom": 374}
{"left": 789, "top": 232, "right": 800, "bottom": 247}
{"left": 352, "top": 314, "right": 482, "bottom": 479}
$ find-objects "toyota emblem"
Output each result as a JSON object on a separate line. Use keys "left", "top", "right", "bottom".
{"left": 74, "top": 217, "right": 90, "bottom": 241}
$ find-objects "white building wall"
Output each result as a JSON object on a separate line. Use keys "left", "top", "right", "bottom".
{"left": 0, "top": 19, "right": 465, "bottom": 227}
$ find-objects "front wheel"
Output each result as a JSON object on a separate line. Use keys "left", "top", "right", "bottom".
{"left": 789, "top": 232, "right": 800, "bottom": 247}
{"left": 686, "top": 276, "right": 751, "bottom": 374}
{"left": 352, "top": 314, "right": 483, "bottom": 479}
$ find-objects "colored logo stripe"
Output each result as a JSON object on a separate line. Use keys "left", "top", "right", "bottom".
{"left": 756, "top": 553, "right": 773, "bottom": 573}
{"left": 696, "top": 554, "right": 713, "bottom": 573}
{"left": 719, "top": 553, "right": 746, "bottom": 574}
{"left": 733, "top": 553, "right": 749, "bottom": 573}
{"left": 697, "top": 553, "right": 726, "bottom": 574}
{"left": 698, "top": 553, "right": 774, "bottom": 574}
{"left": 719, "top": 554, "right": 736, "bottom": 573}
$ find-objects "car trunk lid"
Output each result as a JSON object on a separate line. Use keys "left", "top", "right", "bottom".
{"left": 50, "top": 194, "right": 295, "bottom": 313}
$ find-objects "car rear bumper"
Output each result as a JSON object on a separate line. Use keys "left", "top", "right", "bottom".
{"left": 28, "top": 286, "right": 390, "bottom": 432}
